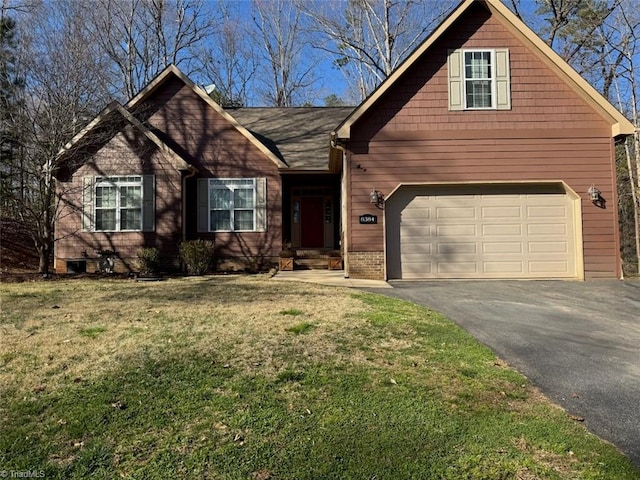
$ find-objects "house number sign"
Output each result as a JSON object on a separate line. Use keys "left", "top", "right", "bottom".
{"left": 359, "top": 214, "right": 378, "bottom": 224}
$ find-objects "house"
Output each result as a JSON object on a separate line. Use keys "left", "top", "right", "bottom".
{"left": 54, "top": 0, "right": 634, "bottom": 280}
{"left": 54, "top": 66, "right": 351, "bottom": 274}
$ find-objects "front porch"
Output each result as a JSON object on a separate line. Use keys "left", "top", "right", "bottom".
{"left": 281, "top": 172, "right": 342, "bottom": 254}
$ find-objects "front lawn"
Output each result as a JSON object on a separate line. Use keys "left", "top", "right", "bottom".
{"left": 0, "top": 275, "right": 637, "bottom": 479}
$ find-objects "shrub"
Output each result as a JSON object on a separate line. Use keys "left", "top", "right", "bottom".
{"left": 179, "top": 240, "right": 215, "bottom": 275}
{"left": 136, "top": 247, "right": 160, "bottom": 276}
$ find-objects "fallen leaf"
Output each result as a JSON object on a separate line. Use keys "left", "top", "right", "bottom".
{"left": 251, "top": 471, "right": 272, "bottom": 480}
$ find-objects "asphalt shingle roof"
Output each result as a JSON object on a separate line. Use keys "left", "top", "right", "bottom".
{"left": 226, "top": 107, "right": 354, "bottom": 170}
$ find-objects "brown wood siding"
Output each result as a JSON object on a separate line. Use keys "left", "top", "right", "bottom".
{"left": 347, "top": 3, "right": 620, "bottom": 278}
{"left": 141, "top": 77, "right": 283, "bottom": 260}
{"left": 55, "top": 125, "right": 182, "bottom": 271}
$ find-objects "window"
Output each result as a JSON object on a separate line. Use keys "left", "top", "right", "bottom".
{"left": 209, "top": 178, "right": 255, "bottom": 231}
{"left": 94, "top": 176, "right": 142, "bottom": 231}
{"left": 464, "top": 51, "right": 494, "bottom": 109}
{"left": 197, "top": 177, "right": 267, "bottom": 232}
{"left": 448, "top": 48, "right": 510, "bottom": 111}
{"left": 83, "top": 175, "right": 154, "bottom": 232}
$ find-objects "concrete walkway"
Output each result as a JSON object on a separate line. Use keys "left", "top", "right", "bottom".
{"left": 272, "top": 269, "right": 391, "bottom": 288}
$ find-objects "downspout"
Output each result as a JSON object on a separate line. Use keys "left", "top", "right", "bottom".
{"left": 182, "top": 165, "right": 199, "bottom": 241}
{"left": 331, "top": 133, "right": 349, "bottom": 278}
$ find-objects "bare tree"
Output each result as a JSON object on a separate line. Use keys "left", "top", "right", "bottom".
{"left": 3, "top": 0, "right": 113, "bottom": 273}
{"left": 251, "top": 0, "right": 318, "bottom": 106}
{"left": 607, "top": 0, "right": 640, "bottom": 275}
{"left": 301, "top": 0, "right": 455, "bottom": 101}
{"left": 201, "top": 1, "right": 258, "bottom": 107}
{"left": 86, "top": 0, "right": 218, "bottom": 100}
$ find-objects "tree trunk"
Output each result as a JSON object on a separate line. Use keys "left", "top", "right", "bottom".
{"left": 628, "top": 131, "right": 640, "bottom": 275}
{"left": 38, "top": 244, "right": 51, "bottom": 275}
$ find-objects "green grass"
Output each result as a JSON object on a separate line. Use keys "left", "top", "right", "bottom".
{"left": 279, "top": 308, "right": 305, "bottom": 316}
{"left": 79, "top": 326, "right": 107, "bottom": 338}
{"left": 285, "top": 321, "right": 316, "bottom": 335}
{"left": 0, "top": 275, "right": 638, "bottom": 479}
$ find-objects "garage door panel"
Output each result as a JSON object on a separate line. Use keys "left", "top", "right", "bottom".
{"left": 401, "top": 226, "right": 432, "bottom": 238}
{"left": 400, "top": 244, "right": 432, "bottom": 254}
{"left": 390, "top": 187, "right": 577, "bottom": 279}
{"left": 529, "top": 261, "right": 570, "bottom": 274}
{"left": 528, "top": 241, "right": 569, "bottom": 254}
{"left": 402, "top": 206, "right": 431, "bottom": 218}
{"left": 435, "top": 195, "right": 475, "bottom": 203}
{"left": 482, "top": 261, "right": 525, "bottom": 274}
{"left": 526, "top": 193, "right": 567, "bottom": 203}
{"left": 528, "top": 223, "right": 567, "bottom": 235}
{"left": 527, "top": 205, "right": 567, "bottom": 218}
{"left": 437, "top": 242, "right": 477, "bottom": 254}
{"left": 436, "top": 224, "right": 476, "bottom": 236}
{"left": 402, "top": 262, "right": 432, "bottom": 276}
{"left": 401, "top": 217, "right": 433, "bottom": 228}
{"left": 481, "top": 206, "right": 521, "bottom": 218}
{"left": 483, "top": 242, "right": 523, "bottom": 254}
{"left": 482, "top": 224, "right": 522, "bottom": 236}
{"left": 437, "top": 262, "right": 478, "bottom": 274}
{"left": 480, "top": 194, "right": 520, "bottom": 203}
{"left": 436, "top": 207, "right": 476, "bottom": 219}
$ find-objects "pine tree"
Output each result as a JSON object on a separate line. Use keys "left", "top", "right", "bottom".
{"left": 0, "top": 15, "right": 25, "bottom": 210}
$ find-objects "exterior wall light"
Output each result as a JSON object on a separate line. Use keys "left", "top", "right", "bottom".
{"left": 370, "top": 189, "right": 384, "bottom": 208}
{"left": 588, "top": 184, "right": 601, "bottom": 202}
{"left": 588, "top": 184, "right": 606, "bottom": 208}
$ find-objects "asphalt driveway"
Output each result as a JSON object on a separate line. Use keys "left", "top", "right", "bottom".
{"left": 370, "top": 280, "right": 640, "bottom": 466}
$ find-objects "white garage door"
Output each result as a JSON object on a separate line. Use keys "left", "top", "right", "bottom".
{"left": 387, "top": 185, "right": 577, "bottom": 279}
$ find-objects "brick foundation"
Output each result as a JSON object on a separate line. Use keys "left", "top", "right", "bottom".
{"left": 54, "top": 255, "right": 181, "bottom": 274}
{"left": 347, "top": 251, "right": 384, "bottom": 280}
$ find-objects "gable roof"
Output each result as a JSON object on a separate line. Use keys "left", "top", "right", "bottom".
{"left": 335, "top": 0, "right": 635, "bottom": 140}
{"left": 126, "top": 64, "right": 288, "bottom": 169}
{"left": 228, "top": 107, "right": 354, "bottom": 171}
{"left": 55, "top": 101, "right": 190, "bottom": 179}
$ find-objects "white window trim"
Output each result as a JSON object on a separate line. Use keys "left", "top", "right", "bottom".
{"left": 462, "top": 49, "right": 497, "bottom": 110}
{"left": 94, "top": 176, "right": 143, "bottom": 232}
{"left": 208, "top": 178, "right": 257, "bottom": 232}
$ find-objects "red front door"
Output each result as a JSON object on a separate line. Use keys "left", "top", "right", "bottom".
{"left": 300, "top": 197, "right": 324, "bottom": 248}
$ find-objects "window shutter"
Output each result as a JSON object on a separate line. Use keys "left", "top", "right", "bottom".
{"left": 495, "top": 48, "right": 511, "bottom": 110}
{"left": 255, "top": 178, "right": 267, "bottom": 232}
{"left": 142, "top": 175, "right": 155, "bottom": 232}
{"left": 197, "top": 178, "right": 209, "bottom": 232}
{"left": 82, "top": 176, "right": 95, "bottom": 231}
{"left": 448, "top": 49, "right": 464, "bottom": 111}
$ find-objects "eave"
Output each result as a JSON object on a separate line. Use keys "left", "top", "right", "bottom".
{"left": 126, "top": 65, "right": 288, "bottom": 169}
